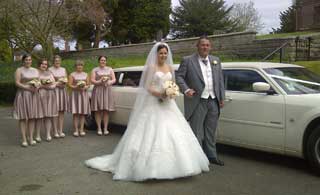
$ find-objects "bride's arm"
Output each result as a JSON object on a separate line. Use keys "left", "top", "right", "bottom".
{"left": 148, "top": 83, "right": 166, "bottom": 98}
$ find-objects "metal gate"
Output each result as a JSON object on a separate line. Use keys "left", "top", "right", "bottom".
{"left": 295, "top": 37, "right": 312, "bottom": 61}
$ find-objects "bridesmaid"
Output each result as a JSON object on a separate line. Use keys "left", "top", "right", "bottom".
{"left": 49, "top": 55, "right": 68, "bottom": 138}
{"left": 13, "top": 54, "right": 43, "bottom": 147}
{"left": 37, "top": 59, "right": 58, "bottom": 141}
{"left": 90, "top": 56, "right": 116, "bottom": 135}
{"left": 68, "top": 60, "right": 90, "bottom": 137}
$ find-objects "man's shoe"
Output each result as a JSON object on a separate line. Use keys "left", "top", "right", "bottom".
{"left": 209, "top": 158, "right": 224, "bottom": 166}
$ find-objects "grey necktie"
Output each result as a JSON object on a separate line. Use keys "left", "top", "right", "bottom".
{"left": 202, "top": 59, "right": 208, "bottom": 66}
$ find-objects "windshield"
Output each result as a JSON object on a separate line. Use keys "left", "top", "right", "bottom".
{"left": 264, "top": 67, "right": 320, "bottom": 94}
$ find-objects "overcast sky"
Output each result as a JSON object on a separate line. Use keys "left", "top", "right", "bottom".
{"left": 171, "top": 0, "right": 293, "bottom": 34}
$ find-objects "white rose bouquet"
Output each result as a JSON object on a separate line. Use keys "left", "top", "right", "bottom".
{"left": 40, "top": 79, "right": 53, "bottom": 85}
{"left": 76, "top": 80, "right": 86, "bottom": 88}
{"left": 101, "top": 75, "right": 111, "bottom": 82}
{"left": 58, "top": 77, "right": 68, "bottom": 84}
{"left": 163, "top": 80, "right": 180, "bottom": 99}
{"left": 28, "top": 79, "right": 41, "bottom": 88}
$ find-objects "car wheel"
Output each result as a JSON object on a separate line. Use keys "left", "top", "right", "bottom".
{"left": 306, "top": 127, "right": 320, "bottom": 174}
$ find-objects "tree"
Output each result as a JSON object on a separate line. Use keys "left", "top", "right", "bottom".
{"left": 170, "top": 0, "right": 236, "bottom": 38}
{"left": 0, "top": 3, "right": 13, "bottom": 63}
{"left": 0, "top": 39, "right": 12, "bottom": 63}
{"left": 229, "top": 1, "right": 264, "bottom": 32}
{"left": 0, "top": 0, "right": 72, "bottom": 59}
{"left": 66, "top": 0, "right": 111, "bottom": 49}
{"left": 108, "top": 0, "right": 171, "bottom": 44}
{"left": 272, "top": 6, "right": 296, "bottom": 33}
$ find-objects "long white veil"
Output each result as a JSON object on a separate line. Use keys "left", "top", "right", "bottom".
{"left": 125, "top": 42, "right": 174, "bottom": 131}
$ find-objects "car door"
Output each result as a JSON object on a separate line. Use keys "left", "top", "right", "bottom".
{"left": 110, "top": 71, "right": 141, "bottom": 125}
{"left": 218, "top": 69, "right": 286, "bottom": 153}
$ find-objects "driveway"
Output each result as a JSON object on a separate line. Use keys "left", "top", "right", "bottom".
{"left": 0, "top": 107, "right": 319, "bottom": 195}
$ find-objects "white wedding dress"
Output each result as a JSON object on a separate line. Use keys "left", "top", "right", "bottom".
{"left": 85, "top": 71, "right": 209, "bottom": 181}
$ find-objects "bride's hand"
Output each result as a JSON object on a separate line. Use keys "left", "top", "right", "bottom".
{"left": 160, "top": 92, "right": 167, "bottom": 99}
{"left": 149, "top": 88, "right": 165, "bottom": 98}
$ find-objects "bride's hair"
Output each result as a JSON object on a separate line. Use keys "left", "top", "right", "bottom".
{"left": 157, "top": 44, "right": 168, "bottom": 52}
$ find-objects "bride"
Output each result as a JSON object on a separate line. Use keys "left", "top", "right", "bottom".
{"left": 85, "top": 42, "right": 209, "bottom": 181}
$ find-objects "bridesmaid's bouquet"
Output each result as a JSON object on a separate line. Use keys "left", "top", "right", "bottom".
{"left": 163, "top": 80, "right": 180, "bottom": 99}
{"left": 58, "top": 77, "right": 68, "bottom": 84}
{"left": 77, "top": 80, "right": 86, "bottom": 88}
{"left": 101, "top": 75, "right": 111, "bottom": 82}
{"left": 28, "top": 79, "right": 41, "bottom": 88}
{"left": 40, "top": 79, "right": 53, "bottom": 85}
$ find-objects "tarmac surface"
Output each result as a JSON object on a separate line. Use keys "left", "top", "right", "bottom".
{"left": 0, "top": 107, "right": 320, "bottom": 195}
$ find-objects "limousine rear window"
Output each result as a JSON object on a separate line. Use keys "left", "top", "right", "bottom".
{"left": 115, "top": 71, "right": 142, "bottom": 87}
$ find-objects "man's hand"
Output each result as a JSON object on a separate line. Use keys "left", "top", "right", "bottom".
{"left": 219, "top": 100, "right": 224, "bottom": 108}
{"left": 185, "top": 89, "right": 196, "bottom": 97}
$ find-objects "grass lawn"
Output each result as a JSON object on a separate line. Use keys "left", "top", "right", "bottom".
{"left": 0, "top": 55, "right": 186, "bottom": 82}
{"left": 1, "top": 58, "right": 320, "bottom": 82}
{"left": 62, "top": 56, "right": 147, "bottom": 74}
{"left": 294, "top": 61, "right": 320, "bottom": 74}
{"left": 257, "top": 31, "right": 320, "bottom": 40}
{"left": 0, "top": 57, "right": 147, "bottom": 82}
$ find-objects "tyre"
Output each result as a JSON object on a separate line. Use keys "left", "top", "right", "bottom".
{"left": 306, "top": 127, "right": 320, "bottom": 174}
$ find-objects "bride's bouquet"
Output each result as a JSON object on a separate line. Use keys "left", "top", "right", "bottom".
{"left": 77, "top": 80, "right": 86, "bottom": 88}
{"left": 163, "top": 80, "right": 180, "bottom": 99}
{"left": 28, "top": 79, "right": 41, "bottom": 88}
{"left": 58, "top": 77, "right": 68, "bottom": 84}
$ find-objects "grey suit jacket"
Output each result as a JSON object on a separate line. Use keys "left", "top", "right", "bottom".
{"left": 176, "top": 53, "right": 225, "bottom": 120}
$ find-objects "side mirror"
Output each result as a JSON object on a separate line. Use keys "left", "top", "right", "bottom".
{"left": 253, "top": 82, "right": 271, "bottom": 92}
{"left": 118, "top": 73, "right": 124, "bottom": 84}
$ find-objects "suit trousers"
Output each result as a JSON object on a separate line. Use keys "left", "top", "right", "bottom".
{"left": 188, "top": 97, "right": 219, "bottom": 159}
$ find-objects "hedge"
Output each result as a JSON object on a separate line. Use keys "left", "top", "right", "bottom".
{"left": 0, "top": 81, "right": 16, "bottom": 104}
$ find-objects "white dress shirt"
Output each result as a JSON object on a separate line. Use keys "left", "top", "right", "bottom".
{"left": 198, "top": 56, "right": 215, "bottom": 99}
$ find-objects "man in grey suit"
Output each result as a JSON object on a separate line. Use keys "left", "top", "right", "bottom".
{"left": 176, "top": 36, "right": 225, "bottom": 166}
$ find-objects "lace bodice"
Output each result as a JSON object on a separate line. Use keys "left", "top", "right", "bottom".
{"left": 152, "top": 71, "right": 173, "bottom": 91}
{"left": 70, "top": 72, "right": 88, "bottom": 85}
{"left": 39, "top": 70, "right": 54, "bottom": 81}
{"left": 19, "top": 67, "right": 39, "bottom": 83}
{"left": 49, "top": 67, "right": 67, "bottom": 79}
{"left": 92, "top": 66, "right": 112, "bottom": 81}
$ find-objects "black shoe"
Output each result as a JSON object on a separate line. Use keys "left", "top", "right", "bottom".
{"left": 208, "top": 158, "right": 224, "bottom": 166}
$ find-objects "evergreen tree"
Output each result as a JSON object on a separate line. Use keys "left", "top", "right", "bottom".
{"left": 170, "top": 0, "right": 236, "bottom": 38}
{"left": 272, "top": 6, "right": 296, "bottom": 33}
{"left": 109, "top": 0, "right": 171, "bottom": 44}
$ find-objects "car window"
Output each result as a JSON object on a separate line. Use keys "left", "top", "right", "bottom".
{"left": 264, "top": 67, "right": 320, "bottom": 94}
{"left": 114, "top": 70, "right": 178, "bottom": 87}
{"left": 114, "top": 72, "right": 121, "bottom": 86}
{"left": 115, "top": 71, "right": 142, "bottom": 87}
{"left": 223, "top": 69, "right": 267, "bottom": 92}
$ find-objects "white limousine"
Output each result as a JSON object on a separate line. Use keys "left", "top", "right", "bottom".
{"left": 86, "top": 62, "right": 320, "bottom": 173}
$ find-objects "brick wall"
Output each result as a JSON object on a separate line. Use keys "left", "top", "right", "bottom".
{"left": 59, "top": 31, "right": 259, "bottom": 60}
{"left": 58, "top": 31, "right": 320, "bottom": 62}
{"left": 296, "top": 0, "right": 320, "bottom": 31}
